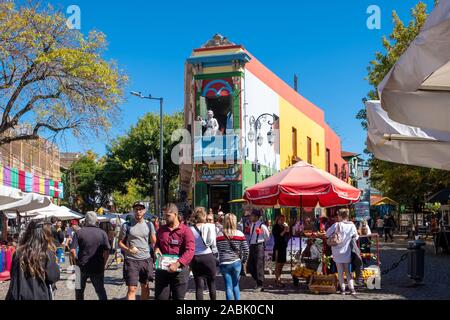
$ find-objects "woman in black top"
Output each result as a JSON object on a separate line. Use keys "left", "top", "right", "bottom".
{"left": 272, "top": 215, "right": 290, "bottom": 287}
{"left": 6, "top": 221, "right": 60, "bottom": 300}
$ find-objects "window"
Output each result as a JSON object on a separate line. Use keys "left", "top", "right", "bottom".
{"left": 292, "top": 127, "right": 297, "bottom": 157}
{"left": 326, "top": 149, "right": 331, "bottom": 172}
{"left": 316, "top": 142, "right": 320, "bottom": 157}
{"left": 334, "top": 163, "right": 339, "bottom": 177}
{"left": 307, "top": 137, "right": 312, "bottom": 164}
{"left": 342, "top": 164, "right": 347, "bottom": 180}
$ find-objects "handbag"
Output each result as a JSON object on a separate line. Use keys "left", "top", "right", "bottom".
{"left": 327, "top": 222, "right": 343, "bottom": 247}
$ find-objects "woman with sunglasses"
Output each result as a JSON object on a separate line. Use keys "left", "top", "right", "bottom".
{"left": 6, "top": 221, "right": 60, "bottom": 300}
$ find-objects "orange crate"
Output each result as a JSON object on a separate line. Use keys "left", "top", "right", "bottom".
{"left": 308, "top": 274, "right": 338, "bottom": 294}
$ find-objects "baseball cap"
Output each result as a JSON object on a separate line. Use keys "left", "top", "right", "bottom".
{"left": 132, "top": 201, "right": 146, "bottom": 209}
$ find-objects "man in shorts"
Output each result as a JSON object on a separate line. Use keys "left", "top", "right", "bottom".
{"left": 118, "top": 201, "right": 156, "bottom": 300}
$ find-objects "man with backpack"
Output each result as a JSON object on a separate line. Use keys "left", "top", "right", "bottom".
{"left": 118, "top": 201, "right": 156, "bottom": 300}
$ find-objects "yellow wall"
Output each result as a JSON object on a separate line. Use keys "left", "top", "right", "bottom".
{"left": 279, "top": 97, "right": 326, "bottom": 170}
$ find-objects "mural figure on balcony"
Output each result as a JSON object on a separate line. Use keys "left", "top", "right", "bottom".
{"left": 198, "top": 110, "right": 220, "bottom": 136}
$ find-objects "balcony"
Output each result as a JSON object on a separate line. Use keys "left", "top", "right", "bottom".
{"left": 194, "top": 134, "right": 242, "bottom": 164}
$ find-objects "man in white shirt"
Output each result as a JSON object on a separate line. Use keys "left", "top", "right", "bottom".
{"left": 246, "top": 209, "right": 270, "bottom": 292}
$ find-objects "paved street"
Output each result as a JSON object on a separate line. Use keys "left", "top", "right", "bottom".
{"left": 1, "top": 235, "right": 449, "bottom": 300}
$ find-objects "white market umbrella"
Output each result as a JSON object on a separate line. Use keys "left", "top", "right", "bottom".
{"left": 366, "top": 100, "right": 450, "bottom": 170}
{"left": 378, "top": 1, "right": 450, "bottom": 132}
{"left": 0, "top": 192, "right": 52, "bottom": 214}
{"left": 29, "top": 203, "right": 84, "bottom": 221}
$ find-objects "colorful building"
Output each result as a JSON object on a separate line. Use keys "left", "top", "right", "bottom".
{"left": 181, "top": 35, "right": 347, "bottom": 217}
{"left": 0, "top": 135, "right": 64, "bottom": 200}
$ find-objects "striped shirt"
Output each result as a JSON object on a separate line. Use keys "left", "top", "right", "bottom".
{"left": 216, "top": 230, "right": 249, "bottom": 265}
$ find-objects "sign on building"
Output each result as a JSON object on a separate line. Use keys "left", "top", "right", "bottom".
{"left": 355, "top": 201, "right": 370, "bottom": 221}
{"left": 197, "top": 164, "right": 242, "bottom": 182}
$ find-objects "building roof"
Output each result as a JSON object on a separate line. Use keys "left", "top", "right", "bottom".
{"left": 372, "top": 197, "right": 399, "bottom": 207}
{"left": 341, "top": 151, "right": 360, "bottom": 158}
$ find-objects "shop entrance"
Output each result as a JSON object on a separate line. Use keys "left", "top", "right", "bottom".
{"left": 208, "top": 184, "right": 231, "bottom": 213}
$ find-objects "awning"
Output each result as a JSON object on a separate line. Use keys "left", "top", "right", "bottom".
{"left": 0, "top": 192, "right": 51, "bottom": 213}
{"left": 366, "top": 100, "right": 450, "bottom": 170}
{"left": 372, "top": 197, "right": 399, "bottom": 207}
{"left": 378, "top": 1, "right": 450, "bottom": 132}
{"left": 0, "top": 186, "right": 24, "bottom": 206}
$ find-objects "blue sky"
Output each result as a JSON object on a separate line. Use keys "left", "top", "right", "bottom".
{"left": 48, "top": 0, "right": 436, "bottom": 157}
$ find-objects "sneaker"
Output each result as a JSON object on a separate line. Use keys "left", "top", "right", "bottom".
{"left": 203, "top": 290, "right": 209, "bottom": 295}
{"left": 338, "top": 286, "right": 346, "bottom": 295}
{"left": 254, "top": 286, "right": 264, "bottom": 292}
{"left": 350, "top": 290, "right": 357, "bottom": 295}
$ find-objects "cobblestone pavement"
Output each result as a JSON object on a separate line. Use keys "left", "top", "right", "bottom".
{"left": 1, "top": 234, "right": 449, "bottom": 300}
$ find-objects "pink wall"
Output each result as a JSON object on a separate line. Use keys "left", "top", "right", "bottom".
{"left": 325, "top": 124, "right": 348, "bottom": 181}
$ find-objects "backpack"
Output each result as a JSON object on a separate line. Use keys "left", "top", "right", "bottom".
{"left": 121, "top": 221, "right": 155, "bottom": 259}
{"left": 327, "top": 222, "right": 343, "bottom": 247}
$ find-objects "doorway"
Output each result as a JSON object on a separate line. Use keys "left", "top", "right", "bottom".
{"left": 208, "top": 184, "right": 231, "bottom": 213}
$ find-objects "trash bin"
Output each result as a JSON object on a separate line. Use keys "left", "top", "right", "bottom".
{"left": 407, "top": 240, "right": 425, "bottom": 284}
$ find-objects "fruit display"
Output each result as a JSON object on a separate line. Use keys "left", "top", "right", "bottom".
{"left": 292, "top": 266, "right": 317, "bottom": 278}
{"left": 308, "top": 274, "right": 338, "bottom": 294}
{"left": 362, "top": 269, "right": 377, "bottom": 280}
{"left": 361, "top": 253, "right": 374, "bottom": 259}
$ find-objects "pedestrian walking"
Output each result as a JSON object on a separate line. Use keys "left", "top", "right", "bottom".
{"left": 216, "top": 213, "right": 249, "bottom": 300}
{"left": 376, "top": 216, "right": 384, "bottom": 237}
{"left": 189, "top": 207, "right": 218, "bottom": 300}
{"left": 154, "top": 203, "right": 195, "bottom": 300}
{"left": 247, "top": 209, "right": 270, "bottom": 292}
{"left": 50, "top": 217, "right": 65, "bottom": 247}
{"left": 118, "top": 201, "right": 157, "bottom": 300}
{"left": 6, "top": 221, "right": 60, "bottom": 300}
{"left": 384, "top": 214, "right": 395, "bottom": 242}
{"left": 272, "top": 214, "right": 290, "bottom": 287}
{"left": 326, "top": 208, "right": 358, "bottom": 295}
{"left": 70, "top": 212, "right": 110, "bottom": 300}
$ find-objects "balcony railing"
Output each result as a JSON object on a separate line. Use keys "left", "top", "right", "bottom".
{"left": 194, "top": 134, "right": 242, "bottom": 164}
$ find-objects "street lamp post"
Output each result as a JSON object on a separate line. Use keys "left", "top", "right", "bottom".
{"left": 131, "top": 91, "right": 164, "bottom": 217}
{"left": 149, "top": 159, "right": 159, "bottom": 217}
{"left": 247, "top": 113, "right": 278, "bottom": 184}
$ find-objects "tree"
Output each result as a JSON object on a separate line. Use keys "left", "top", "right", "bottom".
{"left": 68, "top": 151, "right": 102, "bottom": 212}
{"left": 101, "top": 112, "right": 184, "bottom": 206}
{"left": 356, "top": 1, "right": 450, "bottom": 209}
{"left": 0, "top": 2, "right": 127, "bottom": 145}
{"left": 111, "top": 179, "right": 142, "bottom": 213}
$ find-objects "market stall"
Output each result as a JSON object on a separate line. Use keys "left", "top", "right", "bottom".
{"left": 244, "top": 161, "right": 370, "bottom": 293}
{"left": 28, "top": 203, "right": 84, "bottom": 221}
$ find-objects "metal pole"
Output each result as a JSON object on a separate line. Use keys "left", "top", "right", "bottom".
{"left": 153, "top": 176, "right": 158, "bottom": 218}
{"left": 159, "top": 98, "right": 164, "bottom": 218}
{"left": 255, "top": 121, "right": 258, "bottom": 184}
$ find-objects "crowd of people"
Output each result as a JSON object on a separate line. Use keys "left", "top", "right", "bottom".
{"left": 4, "top": 202, "right": 277, "bottom": 301}
{"left": 4, "top": 202, "right": 398, "bottom": 300}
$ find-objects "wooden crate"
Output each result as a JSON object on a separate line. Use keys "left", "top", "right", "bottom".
{"left": 308, "top": 274, "right": 338, "bottom": 294}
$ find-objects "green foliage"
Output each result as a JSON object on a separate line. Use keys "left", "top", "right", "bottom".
{"left": 111, "top": 179, "right": 142, "bottom": 213}
{"left": 100, "top": 112, "right": 184, "bottom": 206}
{"left": 356, "top": 1, "right": 450, "bottom": 208}
{"left": 0, "top": 2, "right": 127, "bottom": 145}
{"left": 67, "top": 151, "right": 103, "bottom": 212}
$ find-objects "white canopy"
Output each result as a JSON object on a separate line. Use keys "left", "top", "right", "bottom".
{"left": 378, "top": 1, "right": 450, "bottom": 132}
{"left": 0, "top": 185, "right": 24, "bottom": 206}
{"left": 366, "top": 100, "right": 450, "bottom": 170}
{"left": 0, "top": 192, "right": 51, "bottom": 214}
{"left": 29, "top": 203, "right": 84, "bottom": 221}
{"left": 80, "top": 213, "right": 125, "bottom": 225}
